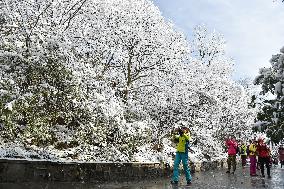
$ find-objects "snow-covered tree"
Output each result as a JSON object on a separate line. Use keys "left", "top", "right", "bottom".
{"left": 43, "top": 0, "right": 190, "bottom": 104}
{"left": 253, "top": 46, "right": 284, "bottom": 143}
{"left": 1, "top": 0, "right": 165, "bottom": 160}
{"left": 190, "top": 25, "right": 254, "bottom": 140}
{"left": 134, "top": 25, "right": 255, "bottom": 161}
{"left": 0, "top": 1, "right": 256, "bottom": 162}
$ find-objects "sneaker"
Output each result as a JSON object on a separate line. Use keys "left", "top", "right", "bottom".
{"left": 262, "top": 174, "right": 265, "bottom": 178}
{"left": 268, "top": 175, "right": 271, "bottom": 179}
{"left": 171, "top": 180, "right": 178, "bottom": 185}
{"left": 187, "top": 180, "right": 192, "bottom": 185}
{"left": 226, "top": 170, "right": 230, "bottom": 173}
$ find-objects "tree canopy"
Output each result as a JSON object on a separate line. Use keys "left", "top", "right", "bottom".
{"left": 0, "top": 0, "right": 255, "bottom": 162}
{"left": 253, "top": 46, "right": 284, "bottom": 143}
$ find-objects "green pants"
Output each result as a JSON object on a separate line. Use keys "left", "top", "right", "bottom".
{"left": 227, "top": 155, "right": 236, "bottom": 172}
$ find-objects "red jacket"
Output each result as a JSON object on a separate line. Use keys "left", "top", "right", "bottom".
{"left": 279, "top": 147, "right": 284, "bottom": 161}
{"left": 226, "top": 139, "right": 238, "bottom": 155}
{"left": 257, "top": 144, "right": 270, "bottom": 158}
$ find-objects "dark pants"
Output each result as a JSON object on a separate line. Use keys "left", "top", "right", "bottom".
{"left": 241, "top": 155, "right": 247, "bottom": 167}
{"left": 259, "top": 157, "right": 270, "bottom": 176}
{"left": 227, "top": 155, "right": 236, "bottom": 172}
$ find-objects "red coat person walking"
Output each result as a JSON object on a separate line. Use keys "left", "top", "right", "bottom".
{"left": 257, "top": 139, "right": 271, "bottom": 178}
{"left": 279, "top": 145, "right": 284, "bottom": 168}
{"left": 225, "top": 137, "right": 238, "bottom": 174}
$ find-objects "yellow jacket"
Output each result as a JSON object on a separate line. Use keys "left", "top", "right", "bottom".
{"left": 249, "top": 143, "right": 257, "bottom": 156}
{"left": 240, "top": 144, "right": 247, "bottom": 156}
{"left": 174, "top": 133, "right": 190, "bottom": 153}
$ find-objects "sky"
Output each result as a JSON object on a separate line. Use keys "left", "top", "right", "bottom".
{"left": 152, "top": 0, "right": 284, "bottom": 80}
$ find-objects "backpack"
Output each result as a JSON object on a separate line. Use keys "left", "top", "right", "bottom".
{"left": 235, "top": 145, "right": 239, "bottom": 154}
{"left": 246, "top": 145, "right": 250, "bottom": 155}
{"left": 240, "top": 146, "right": 245, "bottom": 154}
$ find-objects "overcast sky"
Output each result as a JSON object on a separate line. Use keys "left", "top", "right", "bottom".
{"left": 152, "top": 0, "right": 284, "bottom": 79}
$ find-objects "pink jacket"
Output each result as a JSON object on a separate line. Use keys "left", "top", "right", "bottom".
{"left": 226, "top": 139, "right": 237, "bottom": 155}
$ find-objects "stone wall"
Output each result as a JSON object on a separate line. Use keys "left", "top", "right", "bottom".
{"left": 0, "top": 159, "right": 226, "bottom": 183}
{"left": 0, "top": 159, "right": 170, "bottom": 183}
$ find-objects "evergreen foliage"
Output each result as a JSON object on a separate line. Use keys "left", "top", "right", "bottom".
{"left": 253, "top": 46, "right": 284, "bottom": 143}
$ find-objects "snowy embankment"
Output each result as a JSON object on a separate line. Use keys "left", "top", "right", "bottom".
{"left": 0, "top": 135, "right": 227, "bottom": 166}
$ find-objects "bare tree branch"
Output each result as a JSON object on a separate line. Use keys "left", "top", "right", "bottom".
{"left": 32, "top": 1, "right": 53, "bottom": 31}
{"left": 63, "top": 0, "right": 88, "bottom": 31}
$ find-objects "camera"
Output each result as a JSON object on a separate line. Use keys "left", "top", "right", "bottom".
{"left": 178, "top": 128, "right": 184, "bottom": 136}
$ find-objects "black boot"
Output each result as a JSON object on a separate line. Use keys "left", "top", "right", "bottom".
{"left": 171, "top": 180, "right": 178, "bottom": 185}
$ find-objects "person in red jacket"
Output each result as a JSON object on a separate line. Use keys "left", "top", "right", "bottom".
{"left": 257, "top": 138, "right": 271, "bottom": 178}
{"left": 278, "top": 145, "right": 284, "bottom": 168}
{"left": 225, "top": 136, "right": 238, "bottom": 174}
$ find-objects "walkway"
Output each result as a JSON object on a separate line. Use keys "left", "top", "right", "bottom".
{"left": 1, "top": 166, "right": 283, "bottom": 189}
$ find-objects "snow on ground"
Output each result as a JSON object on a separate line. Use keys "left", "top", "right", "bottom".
{"left": 0, "top": 136, "right": 226, "bottom": 165}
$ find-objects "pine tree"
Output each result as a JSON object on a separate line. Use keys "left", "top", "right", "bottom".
{"left": 254, "top": 46, "right": 284, "bottom": 143}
